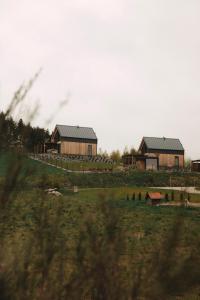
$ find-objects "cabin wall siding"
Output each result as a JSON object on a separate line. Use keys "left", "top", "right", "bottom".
{"left": 147, "top": 153, "right": 184, "bottom": 168}
{"left": 60, "top": 141, "right": 97, "bottom": 156}
{"left": 136, "top": 160, "right": 145, "bottom": 170}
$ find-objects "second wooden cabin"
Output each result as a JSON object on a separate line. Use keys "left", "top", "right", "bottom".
{"left": 123, "top": 136, "right": 185, "bottom": 171}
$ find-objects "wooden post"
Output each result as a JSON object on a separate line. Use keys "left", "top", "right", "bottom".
{"left": 73, "top": 186, "right": 78, "bottom": 193}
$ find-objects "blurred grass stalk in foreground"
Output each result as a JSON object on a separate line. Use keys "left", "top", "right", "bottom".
{"left": 0, "top": 76, "right": 200, "bottom": 300}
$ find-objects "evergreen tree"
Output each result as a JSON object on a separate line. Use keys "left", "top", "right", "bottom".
{"left": 0, "top": 111, "right": 50, "bottom": 152}
{"left": 17, "top": 118, "right": 25, "bottom": 140}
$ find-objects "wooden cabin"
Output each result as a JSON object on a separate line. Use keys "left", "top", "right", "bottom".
{"left": 139, "top": 137, "right": 185, "bottom": 170}
{"left": 50, "top": 125, "right": 97, "bottom": 156}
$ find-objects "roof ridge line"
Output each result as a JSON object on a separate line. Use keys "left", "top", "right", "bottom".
{"left": 143, "top": 136, "right": 181, "bottom": 140}
{"left": 56, "top": 124, "right": 94, "bottom": 129}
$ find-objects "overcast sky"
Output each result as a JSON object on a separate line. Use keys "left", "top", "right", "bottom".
{"left": 0, "top": 0, "right": 200, "bottom": 158}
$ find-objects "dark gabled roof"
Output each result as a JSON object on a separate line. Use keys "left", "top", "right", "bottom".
{"left": 141, "top": 137, "right": 184, "bottom": 152}
{"left": 55, "top": 125, "right": 97, "bottom": 140}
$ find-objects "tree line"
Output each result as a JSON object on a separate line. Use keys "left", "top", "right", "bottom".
{"left": 99, "top": 146, "right": 138, "bottom": 163}
{"left": 0, "top": 111, "right": 49, "bottom": 152}
{"left": 0, "top": 110, "right": 138, "bottom": 157}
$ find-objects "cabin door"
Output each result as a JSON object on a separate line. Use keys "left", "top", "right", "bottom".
{"left": 88, "top": 145, "right": 92, "bottom": 156}
{"left": 175, "top": 156, "right": 179, "bottom": 168}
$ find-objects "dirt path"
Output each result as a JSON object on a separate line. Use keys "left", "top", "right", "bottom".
{"left": 160, "top": 202, "right": 200, "bottom": 208}
{"left": 154, "top": 187, "right": 200, "bottom": 194}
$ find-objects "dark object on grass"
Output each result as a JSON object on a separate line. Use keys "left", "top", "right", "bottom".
{"left": 171, "top": 191, "right": 174, "bottom": 201}
{"left": 180, "top": 193, "right": 184, "bottom": 202}
{"left": 138, "top": 192, "right": 142, "bottom": 201}
{"left": 188, "top": 193, "right": 191, "bottom": 201}
{"left": 165, "top": 193, "right": 169, "bottom": 201}
{"left": 132, "top": 193, "right": 135, "bottom": 201}
{"left": 126, "top": 194, "right": 130, "bottom": 201}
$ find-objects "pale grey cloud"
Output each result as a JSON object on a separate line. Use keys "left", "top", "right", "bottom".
{"left": 0, "top": 0, "right": 200, "bottom": 158}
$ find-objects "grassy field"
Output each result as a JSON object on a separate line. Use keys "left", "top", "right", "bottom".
{"left": 1, "top": 152, "right": 200, "bottom": 299}
{"left": 0, "top": 153, "right": 64, "bottom": 176}
{"left": 2, "top": 152, "right": 200, "bottom": 190}
{"left": 1, "top": 187, "right": 200, "bottom": 299}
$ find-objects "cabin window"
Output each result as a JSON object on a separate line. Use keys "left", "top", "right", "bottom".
{"left": 146, "top": 158, "right": 158, "bottom": 170}
{"left": 88, "top": 145, "right": 92, "bottom": 156}
{"left": 175, "top": 156, "right": 179, "bottom": 168}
